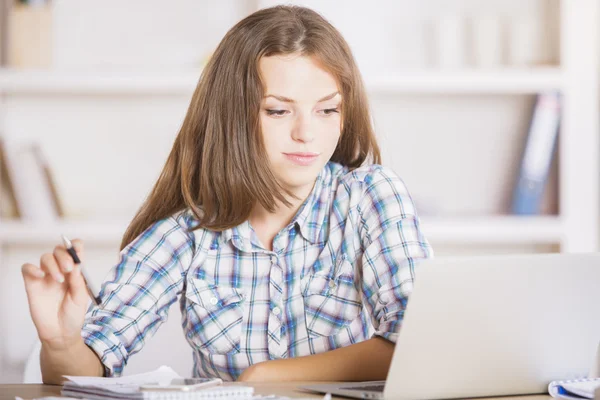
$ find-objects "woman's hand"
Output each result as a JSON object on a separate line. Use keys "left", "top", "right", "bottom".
{"left": 21, "top": 239, "right": 92, "bottom": 352}
{"left": 237, "top": 337, "right": 395, "bottom": 382}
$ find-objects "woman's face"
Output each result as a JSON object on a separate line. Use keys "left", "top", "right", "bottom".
{"left": 259, "top": 54, "right": 342, "bottom": 197}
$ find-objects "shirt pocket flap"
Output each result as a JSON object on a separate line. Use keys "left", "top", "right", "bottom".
{"left": 301, "top": 257, "right": 355, "bottom": 297}
{"left": 186, "top": 279, "right": 245, "bottom": 311}
{"left": 302, "top": 274, "right": 336, "bottom": 296}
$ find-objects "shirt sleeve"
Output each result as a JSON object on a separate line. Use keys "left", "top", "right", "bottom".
{"left": 357, "top": 166, "right": 433, "bottom": 343}
{"left": 81, "top": 211, "right": 195, "bottom": 376}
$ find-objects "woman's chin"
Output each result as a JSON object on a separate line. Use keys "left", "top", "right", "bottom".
{"left": 277, "top": 172, "right": 319, "bottom": 193}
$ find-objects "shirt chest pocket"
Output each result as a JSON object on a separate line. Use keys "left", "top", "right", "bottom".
{"left": 300, "top": 259, "right": 363, "bottom": 338}
{"left": 184, "top": 278, "right": 245, "bottom": 355}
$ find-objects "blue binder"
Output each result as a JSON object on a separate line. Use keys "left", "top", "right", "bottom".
{"left": 511, "top": 91, "right": 561, "bottom": 215}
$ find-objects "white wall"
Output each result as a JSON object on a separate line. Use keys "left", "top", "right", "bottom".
{"left": 0, "top": 0, "right": 563, "bottom": 382}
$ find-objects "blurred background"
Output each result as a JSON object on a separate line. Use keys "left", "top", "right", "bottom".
{"left": 0, "top": 0, "right": 598, "bottom": 383}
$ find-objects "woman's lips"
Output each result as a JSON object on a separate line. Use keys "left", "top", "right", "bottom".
{"left": 283, "top": 152, "right": 319, "bottom": 166}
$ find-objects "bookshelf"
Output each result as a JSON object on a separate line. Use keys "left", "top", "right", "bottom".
{"left": 0, "top": 61, "right": 575, "bottom": 252}
{"left": 0, "top": 0, "right": 597, "bottom": 255}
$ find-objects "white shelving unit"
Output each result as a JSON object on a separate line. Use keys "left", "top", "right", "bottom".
{"left": 0, "top": 0, "right": 598, "bottom": 254}
{"left": 0, "top": 219, "right": 127, "bottom": 245}
{"left": 421, "top": 216, "right": 563, "bottom": 246}
{"left": 0, "top": 67, "right": 563, "bottom": 94}
{"left": 0, "top": 215, "right": 563, "bottom": 246}
{"left": 0, "top": 65, "right": 571, "bottom": 249}
{"left": 0, "top": 68, "right": 200, "bottom": 95}
{"left": 366, "top": 68, "right": 565, "bottom": 94}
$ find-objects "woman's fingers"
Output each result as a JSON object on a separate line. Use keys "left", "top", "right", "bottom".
{"left": 53, "top": 246, "right": 75, "bottom": 274}
{"left": 24, "top": 240, "right": 87, "bottom": 300}
{"left": 71, "top": 239, "right": 85, "bottom": 258}
{"left": 21, "top": 263, "right": 46, "bottom": 279}
{"left": 40, "top": 253, "right": 65, "bottom": 283}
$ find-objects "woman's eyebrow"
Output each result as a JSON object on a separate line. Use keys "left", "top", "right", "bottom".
{"left": 263, "top": 91, "right": 340, "bottom": 103}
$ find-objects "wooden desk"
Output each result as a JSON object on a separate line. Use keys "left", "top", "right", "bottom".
{"left": 0, "top": 382, "right": 553, "bottom": 400}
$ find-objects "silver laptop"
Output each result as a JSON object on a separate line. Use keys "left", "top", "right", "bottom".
{"left": 301, "top": 252, "right": 600, "bottom": 400}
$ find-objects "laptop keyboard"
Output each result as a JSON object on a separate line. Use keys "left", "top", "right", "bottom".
{"left": 340, "top": 384, "right": 386, "bottom": 392}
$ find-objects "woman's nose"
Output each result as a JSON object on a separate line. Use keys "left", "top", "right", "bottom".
{"left": 292, "top": 114, "right": 315, "bottom": 143}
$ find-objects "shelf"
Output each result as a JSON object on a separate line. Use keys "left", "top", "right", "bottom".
{"left": 0, "top": 215, "right": 563, "bottom": 246}
{"left": 0, "top": 69, "right": 201, "bottom": 95}
{"left": 420, "top": 215, "right": 563, "bottom": 245}
{"left": 0, "top": 67, "right": 564, "bottom": 95}
{"left": 0, "top": 219, "right": 128, "bottom": 245}
{"left": 365, "top": 68, "right": 564, "bottom": 94}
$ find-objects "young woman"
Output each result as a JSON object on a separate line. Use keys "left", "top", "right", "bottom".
{"left": 22, "top": 5, "right": 433, "bottom": 384}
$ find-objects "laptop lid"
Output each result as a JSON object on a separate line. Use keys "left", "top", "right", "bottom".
{"left": 384, "top": 252, "right": 600, "bottom": 400}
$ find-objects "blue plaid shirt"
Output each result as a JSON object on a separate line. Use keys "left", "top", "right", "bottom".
{"left": 81, "top": 162, "right": 433, "bottom": 380}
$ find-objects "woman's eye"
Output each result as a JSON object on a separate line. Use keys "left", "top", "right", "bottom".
{"left": 266, "top": 109, "right": 288, "bottom": 116}
{"left": 321, "top": 108, "right": 339, "bottom": 115}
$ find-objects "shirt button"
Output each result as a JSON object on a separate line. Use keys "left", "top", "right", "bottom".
{"left": 210, "top": 297, "right": 219, "bottom": 305}
{"left": 273, "top": 306, "right": 281, "bottom": 316}
{"left": 328, "top": 280, "right": 336, "bottom": 288}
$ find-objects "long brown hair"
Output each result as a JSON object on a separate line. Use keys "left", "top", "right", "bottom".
{"left": 120, "top": 5, "right": 381, "bottom": 250}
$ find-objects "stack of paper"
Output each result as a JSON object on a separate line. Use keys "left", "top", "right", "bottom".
{"left": 61, "top": 366, "right": 254, "bottom": 400}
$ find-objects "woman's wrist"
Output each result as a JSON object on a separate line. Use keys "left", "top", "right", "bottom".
{"left": 41, "top": 334, "right": 85, "bottom": 354}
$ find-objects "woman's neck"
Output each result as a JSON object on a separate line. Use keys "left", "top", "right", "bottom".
{"left": 250, "top": 184, "right": 311, "bottom": 227}
{"left": 248, "top": 181, "right": 315, "bottom": 249}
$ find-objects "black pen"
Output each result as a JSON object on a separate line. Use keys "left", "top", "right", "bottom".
{"left": 61, "top": 235, "right": 101, "bottom": 306}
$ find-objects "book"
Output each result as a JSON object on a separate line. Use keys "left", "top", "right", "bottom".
{"left": 33, "top": 143, "right": 65, "bottom": 217}
{"left": 7, "top": 2, "right": 53, "bottom": 68}
{"left": 0, "top": 0, "right": 10, "bottom": 66}
{"left": 511, "top": 91, "right": 561, "bottom": 215}
{"left": 549, "top": 377, "right": 600, "bottom": 399}
{"left": 1, "top": 138, "right": 63, "bottom": 221}
{"left": 0, "top": 137, "right": 21, "bottom": 218}
{"left": 61, "top": 366, "right": 254, "bottom": 400}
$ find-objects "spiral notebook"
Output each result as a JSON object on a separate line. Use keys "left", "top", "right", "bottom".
{"left": 548, "top": 377, "right": 600, "bottom": 399}
{"left": 61, "top": 366, "right": 254, "bottom": 400}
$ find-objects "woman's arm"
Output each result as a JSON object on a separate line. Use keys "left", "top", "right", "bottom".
{"left": 41, "top": 339, "right": 104, "bottom": 384}
{"left": 79, "top": 217, "right": 192, "bottom": 377}
{"left": 238, "top": 336, "right": 394, "bottom": 382}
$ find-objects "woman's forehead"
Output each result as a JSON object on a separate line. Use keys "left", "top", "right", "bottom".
{"left": 259, "top": 54, "right": 340, "bottom": 102}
